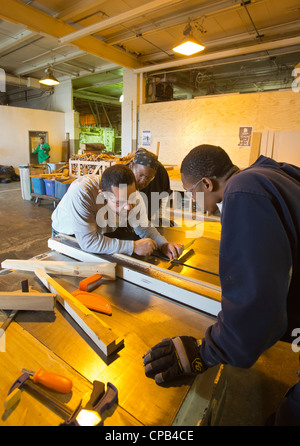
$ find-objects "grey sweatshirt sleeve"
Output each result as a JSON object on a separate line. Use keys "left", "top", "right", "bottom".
{"left": 71, "top": 192, "right": 135, "bottom": 255}
{"left": 52, "top": 180, "right": 167, "bottom": 255}
{"left": 52, "top": 179, "right": 134, "bottom": 255}
{"left": 75, "top": 230, "right": 134, "bottom": 255}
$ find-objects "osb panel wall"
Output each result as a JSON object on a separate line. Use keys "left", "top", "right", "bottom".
{"left": 138, "top": 90, "right": 300, "bottom": 168}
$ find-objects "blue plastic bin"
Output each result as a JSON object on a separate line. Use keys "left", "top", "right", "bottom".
{"left": 55, "top": 180, "right": 71, "bottom": 199}
{"left": 44, "top": 179, "right": 55, "bottom": 196}
{"left": 31, "top": 177, "right": 46, "bottom": 195}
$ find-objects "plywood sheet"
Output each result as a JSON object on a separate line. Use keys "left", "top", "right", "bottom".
{"left": 273, "top": 131, "right": 300, "bottom": 166}
{"left": 139, "top": 90, "right": 300, "bottom": 169}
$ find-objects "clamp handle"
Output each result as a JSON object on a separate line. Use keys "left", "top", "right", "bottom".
{"left": 93, "top": 382, "right": 118, "bottom": 420}
{"left": 60, "top": 381, "right": 118, "bottom": 426}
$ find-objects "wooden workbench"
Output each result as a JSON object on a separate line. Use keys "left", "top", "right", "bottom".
{"left": 1, "top": 220, "right": 297, "bottom": 427}
{"left": 0, "top": 247, "right": 224, "bottom": 427}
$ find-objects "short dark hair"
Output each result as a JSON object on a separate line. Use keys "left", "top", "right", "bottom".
{"left": 101, "top": 164, "right": 136, "bottom": 191}
{"left": 180, "top": 144, "right": 234, "bottom": 181}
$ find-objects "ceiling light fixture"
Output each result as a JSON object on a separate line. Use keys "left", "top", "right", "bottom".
{"left": 172, "top": 20, "right": 205, "bottom": 56}
{"left": 39, "top": 68, "right": 60, "bottom": 86}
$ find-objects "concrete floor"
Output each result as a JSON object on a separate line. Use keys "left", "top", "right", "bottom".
{"left": 0, "top": 182, "right": 53, "bottom": 265}
{"left": 0, "top": 182, "right": 299, "bottom": 426}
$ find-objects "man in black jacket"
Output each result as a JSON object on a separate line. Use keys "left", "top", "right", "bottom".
{"left": 143, "top": 144, "right": 300, "bottom": 425}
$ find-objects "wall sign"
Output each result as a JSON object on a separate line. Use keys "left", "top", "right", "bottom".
{"left": 238, "top": 126, "right": 253, "bottom": 147}
{"left": 142, "top": 130, "right": 151, "bottom": 146}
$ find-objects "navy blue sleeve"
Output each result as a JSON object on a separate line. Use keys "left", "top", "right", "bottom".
{"left": 200, "top": 191, "right": 293, "bottom": 368}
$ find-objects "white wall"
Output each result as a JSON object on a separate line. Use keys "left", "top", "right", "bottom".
{"left": 0, "top": 105, "right": 66, "bottom": 171}
{"left": 65, "top": 110, "right": 80, "bottom": 155}
{"left": 51, "top": 80, "right": 73, "bottom": 113}
{"left": 6, "top": 79, "right": 73, "bottom": 113}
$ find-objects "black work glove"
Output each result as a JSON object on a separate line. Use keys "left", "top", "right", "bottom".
{"left": 143, "top": 336, "right": 208, "bottom": 385}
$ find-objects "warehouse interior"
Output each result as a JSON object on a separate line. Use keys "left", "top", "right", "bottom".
{"left": 0, "top": 0, "right": 300, "bottom": 428}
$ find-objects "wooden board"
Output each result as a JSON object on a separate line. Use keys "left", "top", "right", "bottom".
{"left": 248, "top": 132, "right": 262, "bottom": 166}
{"left": 2, "top": 259, "right": 116, "bottom": 281}
{"left": 0, "top": 292, "right": 56, "bottom": 311}
{"left": 34, "top": 268, "right": 124, "bottom": 356}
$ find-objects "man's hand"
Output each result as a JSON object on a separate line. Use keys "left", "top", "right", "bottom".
{"left": 133, "top": 238, "right": 158, "bottom": 256}
{"left": 143, "top": 336, "right": 207, "bottom": 385}
{"left": 161, "top": 242, "right": 183, "bottom": 260}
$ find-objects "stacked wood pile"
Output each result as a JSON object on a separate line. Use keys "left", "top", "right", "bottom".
{"left": 69, "top": 152, "right": 136, "bottom": 176}
{"left": 70, "top": 153, "right": 115, "bottom": 162}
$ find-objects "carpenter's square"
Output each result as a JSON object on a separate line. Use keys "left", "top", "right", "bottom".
{"left": 167, "top": 242, "right": 219, "bottom": 276}
{"left": 166, "top": 239, "right": 196, "bottom": 270}
{"left": 151, "top": 239, "right": 196, "bottom": 262}
{"left": 167, "top": 248, "right": 195, "bottom": 270}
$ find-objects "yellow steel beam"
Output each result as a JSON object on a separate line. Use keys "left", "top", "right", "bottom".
{"left": 0, "top": 0, "right": 143, "bottom": 70}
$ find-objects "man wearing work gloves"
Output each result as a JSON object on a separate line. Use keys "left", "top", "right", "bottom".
{"left": 143, "top": 144, "right": 300, "bottom": 425}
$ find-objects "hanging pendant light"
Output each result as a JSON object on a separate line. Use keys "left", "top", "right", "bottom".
{"left": 39, "top": 68, "right": 60, "bottom": 86}
{"left": 173, "top": 20, "right": 205, "bottom": 56}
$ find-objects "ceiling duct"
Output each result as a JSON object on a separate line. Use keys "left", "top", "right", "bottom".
{"left": 1, "top": 74, "right": 51, "bottom": 95}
